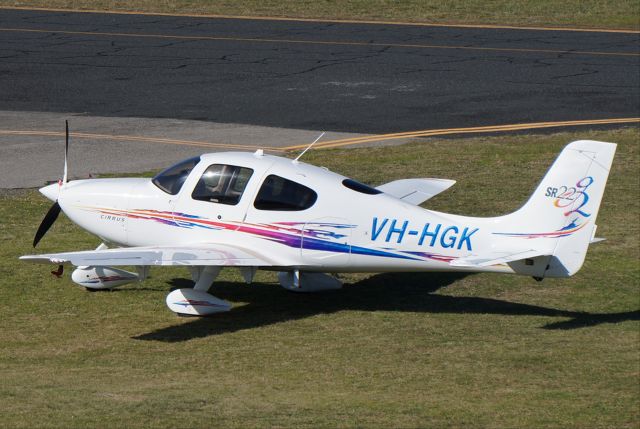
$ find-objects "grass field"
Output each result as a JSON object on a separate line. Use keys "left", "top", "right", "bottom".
{"left": 1, "top": 0, "right": 639, "bottom": 30}
{"left": 0, "top": 128, "right": 638, "bottom": 428}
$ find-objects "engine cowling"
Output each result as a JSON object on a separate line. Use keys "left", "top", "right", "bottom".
{"left": 278, "top": 271, "right": 343, "bottom": 292}
{"left": 71, "top": 266, "right": 139, "bottom": 290}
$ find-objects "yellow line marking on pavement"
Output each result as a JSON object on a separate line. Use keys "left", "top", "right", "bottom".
{"left": 0, "top": 130, "right": 286, "bottom": 152}
{"left": 283, "top": 118, "right": 640, "bottom": 150}
{"left": 2, "top": 118, "right": 637, "bottom": 154}
{"left": 0, "top": 27, "right": 637, "bottom": 57}
{"left": 1, "top": 6, "right": 638, "bottom": 34}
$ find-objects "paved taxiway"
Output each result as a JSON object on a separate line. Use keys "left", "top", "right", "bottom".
{"left": 0, "top": 8, "right": 638, "bottom": 187}
{"left": 1, "top": 8, "right": 638, "bottom": 132}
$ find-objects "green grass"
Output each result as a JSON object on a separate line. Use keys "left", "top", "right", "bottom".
{"left": 0, "top": 128, "right": 638, "bottom": 428}
{"left": 2, "top": 0, "right": 639, "bottom": 30}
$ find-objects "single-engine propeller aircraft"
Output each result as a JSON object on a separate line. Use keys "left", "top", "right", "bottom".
{"left": 21, "top": 123, "right": 617, "bottom": 316}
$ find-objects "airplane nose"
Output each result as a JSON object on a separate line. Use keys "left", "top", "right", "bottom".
{"left": 39, "top": 183, "right": 59, "bottom": 202}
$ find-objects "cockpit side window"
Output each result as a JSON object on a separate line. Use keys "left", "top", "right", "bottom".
{"left": 152, "top": 156, "right": 200, "bottom": 195}
{"left": 191, "top": 164, "right": 254, "bottom": 206}
{"left": 254, "top": 175, "right": 317, "bottom": 211}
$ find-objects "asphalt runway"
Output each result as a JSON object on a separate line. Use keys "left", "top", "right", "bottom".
{"left": 0, "top": 8, "right": 638, "bottom": 188}
{"left": 0, "top": 8, "right": 638, "bottom": 133}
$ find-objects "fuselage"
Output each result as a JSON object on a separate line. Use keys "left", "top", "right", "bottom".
{"left": 48, "top": 151, "right": 518, "bottom": 274}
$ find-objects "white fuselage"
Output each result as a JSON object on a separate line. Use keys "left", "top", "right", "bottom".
{"left": 54, "top": 152, "right": 516, "bottom": 275}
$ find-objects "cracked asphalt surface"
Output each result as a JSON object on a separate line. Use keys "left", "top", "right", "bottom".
{"left": 1, "top": 9, "right": 638, "bottom": 133}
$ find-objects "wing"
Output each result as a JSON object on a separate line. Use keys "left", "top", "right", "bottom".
{"left": 20, "top": 244, "right": 282, "bottom": 267}
{"left": 450, "top": 249, "right": 549, "bottom": 268}
{"left": 377, "top": 178, "right": 455, "bottom": 205}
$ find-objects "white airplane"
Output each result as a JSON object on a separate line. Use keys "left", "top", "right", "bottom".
{"left": 21, "top": 124, "right": 617, "bottom": 316}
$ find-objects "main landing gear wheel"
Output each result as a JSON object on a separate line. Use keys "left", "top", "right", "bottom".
{"left": 165, "top": 266, "right": 231, "bottom": 316}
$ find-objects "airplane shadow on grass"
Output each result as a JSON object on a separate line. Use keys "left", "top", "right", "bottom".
{"left": 132, "top": 272, "right": 640, "bottom": 342}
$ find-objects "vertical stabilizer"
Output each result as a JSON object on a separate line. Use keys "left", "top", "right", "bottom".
{"left": 497, "top": 140, "right": 616, "bottom": 277}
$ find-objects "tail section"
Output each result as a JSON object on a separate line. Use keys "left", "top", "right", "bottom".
{"left": 496, "top": 140, "right": 616, "bottom": 277}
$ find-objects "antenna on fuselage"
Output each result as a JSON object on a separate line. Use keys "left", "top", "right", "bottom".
{"left": 293, "top": 131, "right": 325, "bottom": 163}
{"left": 62, "top": 120, "right": 69, "bottom": 185}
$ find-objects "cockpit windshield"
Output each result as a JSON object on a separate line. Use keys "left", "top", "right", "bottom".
{"left": 152, "top": 156, "right": 200, "bottom": 195}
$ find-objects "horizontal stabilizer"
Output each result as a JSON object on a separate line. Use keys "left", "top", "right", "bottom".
{"left": 450, "top": 249, "right": 548, "bottom": 268}
{"left": 20, "top": 244, "right": 281, "bottom": 267}
{"left": 377, "top": 178, "right": 455, "bottom": 205}
{"left": 589, "top": 224, "right": 605, "bottom": 244}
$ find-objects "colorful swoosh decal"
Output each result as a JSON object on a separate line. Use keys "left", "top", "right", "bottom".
{"left": 173, "top": 299, "right": 227, "bottom": 308}
{"left": 493, "top": 219, "right": 589, "bottom": 239}
{"left": 80, "top": 206, "right": 456, "bottom": 263}
{"left": 96, "top": 207, "right": 222, "bottom": 230}
{"left": 82, "top": 275, "right": 134, "bottom": 284}
{"left": 400, "top": 251, "right": 457, "bottom": 263}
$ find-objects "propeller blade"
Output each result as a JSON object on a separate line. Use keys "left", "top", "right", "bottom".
{"left": 63, "top": 120, "right": 69, "bottom": 185}
{"left": 33, "top": 201, "right": 61, "bottom": 247}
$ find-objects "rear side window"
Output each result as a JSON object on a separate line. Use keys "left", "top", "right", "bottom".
{"left": 192, "top": 164, "right": 253, "bottom": 205}
{"left": 152, "top": 156, "right": 200, "bottom": 195}
{"left": 342, "top": 178, "right": 382, "bottom": 195}
{"left": 254, "top": 175, "right": 317, "bottom": 211}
